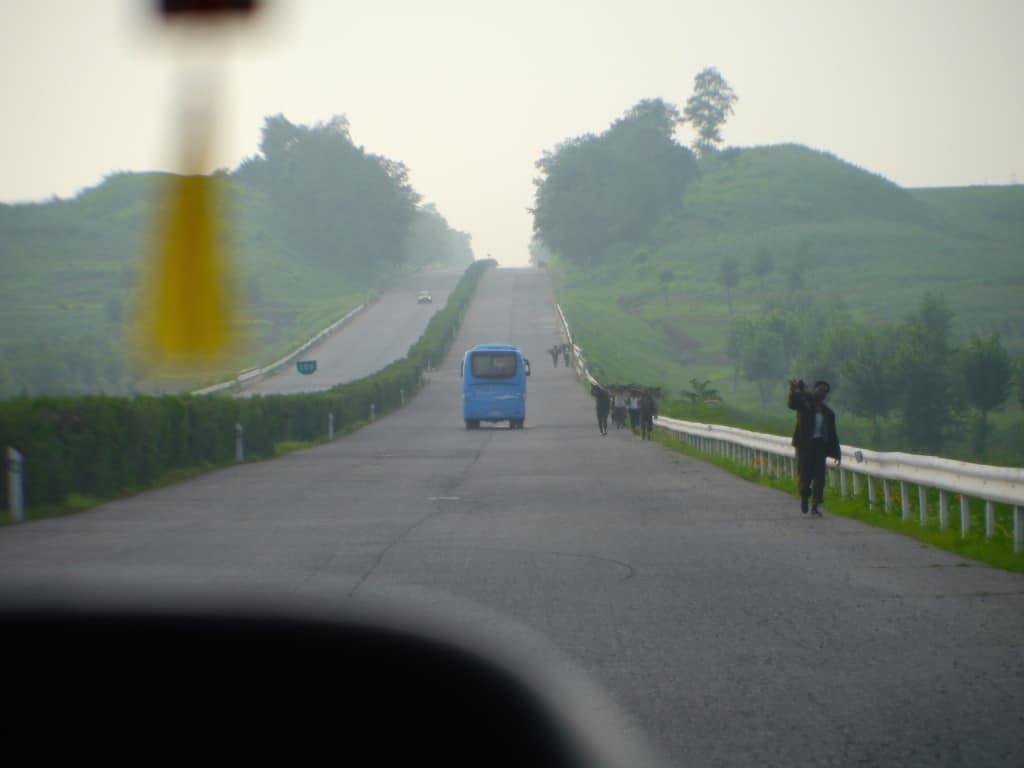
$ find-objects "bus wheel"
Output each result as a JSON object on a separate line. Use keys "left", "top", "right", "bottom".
{"left": 465, "top": 419, "right": 480, "bottom": 429}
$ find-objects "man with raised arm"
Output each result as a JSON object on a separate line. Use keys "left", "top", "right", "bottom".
{"left": 788, "top": 379, "right": 842, "bottom": 516}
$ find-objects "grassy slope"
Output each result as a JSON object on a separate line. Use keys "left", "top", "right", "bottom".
{"left": 0, "top": 172, "right": 366, "bottom": 394}
{"left": 552, "top": 144, "right": 1024, "bottom": 460}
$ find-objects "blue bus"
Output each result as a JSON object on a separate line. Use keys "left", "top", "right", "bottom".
{"left": 461, "top": 344, "right": 531, "bottom": 429}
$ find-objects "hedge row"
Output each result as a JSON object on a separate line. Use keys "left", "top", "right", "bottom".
{"left": 0, "top": 259, "right": 495, "bottom": 511}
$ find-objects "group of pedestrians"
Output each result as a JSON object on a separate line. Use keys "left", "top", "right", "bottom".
{"left": 579, "top": 362, "right": 842, "bottom": 518}
{"left": 591, "top": 384, "right": 659, "bottom": 439}
{"left": 548, "top": 343, "right": 572, "bottom": 368}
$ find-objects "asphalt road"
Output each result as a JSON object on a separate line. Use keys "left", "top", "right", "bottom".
{"left": 239, "top": 269, "right": 462, "bottom": 395}
{"left": 2, "top": 267, "right": 1022, "bottom": 766}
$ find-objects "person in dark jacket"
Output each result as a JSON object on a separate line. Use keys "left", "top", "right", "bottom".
{"left": 591, "top": 384, "right": 611, "bottom": 435}
{"left": 788, "top": 379, "right": 841, "bottom": 516}
{"left": 640, "top": 391, "right": 658, "bottom": 440}
{"left": 549, "top": 345, "right": 560, "bottom": 367}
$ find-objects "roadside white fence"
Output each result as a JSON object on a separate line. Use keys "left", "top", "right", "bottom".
{"left": 192, "top": 303, "right": 367, "bottom": 395}
{"left": 554, "top": 304, "right": 599, "bottom": 387}
{"left": 555, "top": 303, "right": 1024, "bottom": 553}
{"left": 656, "top": 416, "right": 1024, "bottom": 550}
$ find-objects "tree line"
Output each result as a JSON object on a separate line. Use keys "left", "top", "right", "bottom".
{"left": 727, "top": 293, "right": 1023, "bottom": 458}
{"left": 0, "top": 113, "right": 474, "bottom": 400}
{"left": 532, "top": 68, "right": 736, "bottom": 268}
{"left": 234, "top": 114, "right": 473, "bottom": 279}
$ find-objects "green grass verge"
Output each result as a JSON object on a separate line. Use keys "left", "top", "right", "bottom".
{"left": 653, "top": 429, "right": 1024, "bottom": 573}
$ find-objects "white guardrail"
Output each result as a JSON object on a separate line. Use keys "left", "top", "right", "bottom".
{"left": 191, "top": 304, "right": 367, "bottom": 396}
{"left": 554, "top": 303, "right": 1024, "bottom": 553}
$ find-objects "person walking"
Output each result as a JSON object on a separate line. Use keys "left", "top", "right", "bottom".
{"left": 640, "top": 390, "right": 658, "bottom": 440}
{"left": 788, "top": 378, "right": 841, "bottom": 516}
{"left": 561, "top": 343, "right": 572, "bottom": 367}
{"left": 549, "top": 345, "right": 560, "bottom": 367}
{"left": 612, "top": 389, "right": 627, "bottom": 429}
{"left": 591, "top": 384, "right": 611, "bottom": 435}
{"left": 628, "top": 391, "right": 641, "bottom": 434}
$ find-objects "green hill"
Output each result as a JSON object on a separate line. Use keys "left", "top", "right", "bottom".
{"left": 0, "top": 116, "right": 475, "bottom": 399}
{"left": 0, "top": 173, "right": 368, "bottom": 397}
{"left": 676, "top": 144, "right": 929, "bottom": 229}
{"left": 550, "top": 143, "right": 1024, "bottom": 460}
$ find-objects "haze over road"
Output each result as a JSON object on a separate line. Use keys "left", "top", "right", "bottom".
{"left": 239, "top": 269, "right": 462, "bottom": 396}
{"left": 2, "top": 268, "right": 1022, "bottom": 766}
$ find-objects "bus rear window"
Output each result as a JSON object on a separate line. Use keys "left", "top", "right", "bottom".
{"left": 470, "top": 352, "right": 518, "bottom": 379}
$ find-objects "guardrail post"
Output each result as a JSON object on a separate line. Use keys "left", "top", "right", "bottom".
{"left": 7, "top": 447, "right": 24, "bottom": 523}
{"left": 882, "top": 479, "right": 891, "bottom": 513}
{"left": 328, "top": 412, "right": 335, "bottom": 441}
{"left": 370, "top": 403, "right": 376, "bottom": 422}
{"left": 918, "top": 485, "right": 928, "bottom": 526}
{"left": 939, "top": 490, "right": 949, "bottom": 530}
{"left": 867, "top": 477, "right": 876, "bottom": 509}
{"left": 840, "top": 469, "right": 847, "bottom": 497}
{"left": 852, "top": 471, "right": 860, "bottom": 496}
{"left": 235, "top": 424, "right": 244, "bottom": 463}
{"left": 427, "top": 359, "right": 432, "bottom": 372}
{"left": 400, "top": 389, "right": 405, "bottom": 406}
{"left": 758, "top": 450, "right": 765, "bottom": 477}
{"left": 960, "top": 495, "right": 970, "bottom": 537}
{"left": 900, "top": 481, "right": 910, "bottom": 521}
{"left": 984, "top": 500, "right": 995, "bottom": 540}
{"left": 1015, "top": 507, "right": 1023, "bottom": 553}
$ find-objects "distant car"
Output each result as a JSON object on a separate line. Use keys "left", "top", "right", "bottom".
{"left": 417, "top": 291, "right": 432, "bottom": 304}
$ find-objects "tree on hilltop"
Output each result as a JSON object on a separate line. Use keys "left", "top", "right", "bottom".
{"left": 680, "top": 67, "right": 738, "bottom": 157}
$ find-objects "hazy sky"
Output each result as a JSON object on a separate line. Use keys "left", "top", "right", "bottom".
{"left": 1, "top": 0, "right": 1021, "bottom": 266}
